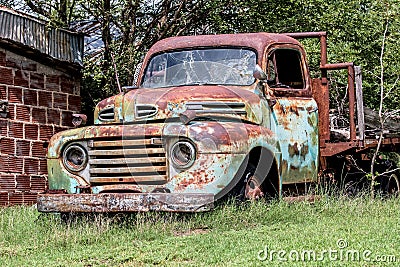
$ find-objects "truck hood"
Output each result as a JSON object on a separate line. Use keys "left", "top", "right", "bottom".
{"left": 95, "top": 85, "right": 264, "bottom": 125}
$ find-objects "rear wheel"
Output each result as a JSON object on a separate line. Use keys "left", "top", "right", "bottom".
{"left": 384, "top": 173, "right": 400, "bottom": 197}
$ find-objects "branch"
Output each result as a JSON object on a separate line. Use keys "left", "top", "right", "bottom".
{"left": 383, "top": 76, "right": 400, "bottom": 99}
{"left": 379, "top": 21, "right": 389, "bottom": 121}
{"left": 25, "top": 0, "right": 51, "bottom": 18}
{"left": 158, "top": 0, "right": 186, "bottom": 40}
{"left": 371, "top": 18, "right": 390, "bottom": 198}
{"left": 384, "top": 109, "right": 400, "bottom": 120}
{"left": 375, "top": 167, "right": 400, "bottom": 179}
{"left": 68, "top": 0, "right": 77, "bottom": 25}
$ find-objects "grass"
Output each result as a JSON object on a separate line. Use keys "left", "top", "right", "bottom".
{"left": 0, "top": 196, "right": 399, "bottom": 266}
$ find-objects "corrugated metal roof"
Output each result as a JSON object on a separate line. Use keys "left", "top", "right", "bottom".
{"left": 0, "top": 7, "right": 83, "bottom": 67}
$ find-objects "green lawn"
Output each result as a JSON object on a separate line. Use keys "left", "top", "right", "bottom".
{"left": 0, "top": 197, "right": 399, "bottom": 266}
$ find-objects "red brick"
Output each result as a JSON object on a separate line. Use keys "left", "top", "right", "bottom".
{"left": 0, "top": 51, "right": 6, "bottom": 65}
{"left": 0, "top": 192, "right": 9, "bottom": 206}
{"left": 22, "top": 192, "right": 38, "bottom": 205}
{"left": 38, "top": 90, "right": 53, "bottom": 108}
{"left": 8, "top": 103, "right": 15, "bottom": 119}
{"left": 31, "top": 176, "right": 47, "bottom": 192}
{"left": 60, "top": 76, "right": 74, "bottom": 94}
{"left": 24, "top": 158, "right": 39, "bottom": 175}
{"left": 14, "top": 70, "right": 29, "bottom": 87}
{"left": 0, "top": 119, "right": 7, "bottom": 136}
{"left": 9, "top": 192, "right": 23, "bottom": 205}
{"left": 32, "top": 141, "right": 46, "bottom": 158}
{"left": 74, "top": 83, "right": 80, "bottom": 95}
{"left": 0, "top": 67, "right": 13, "bottom": 85}
{"left": 8, "top": 87, "right": 22, "bottom": 103}
{"left": 8, "top": 60, "right": 37, "bottom": 72}
{"left": 15, "top": 105, "right": 30, "bottom": 122}
{"left": 21, "top": 62, "right": 37, "bottom": 71}
{"left": 23, "top": 89, "right": 38, "bottom": 105}
{"left": 8, "top": 121, "right": 23, "bottom": 138}
{"left": 61, "top": 111, "right": 73, "bottom": 127}
{"left": 1, "top": 156, "right": 23, "bottom": 173}
{"left": 15, "top": 175, "right": 30, "bottom": 191}
{"left": 0, "top": 85, "right": 6, "bottom": 99}
{"left": 30, "top": 73, "right": 44, "bottom": 89}
{"left": 53, "top": 93, "right": 67, "bottom": 109}
{"left": 15, "top": 157, "right": 24, "bottom": 173}
{"left": 39, "top": 159, "right": 47, "bottom": 174}
{"left": 47, "top": 109, "right": 60, "bottom": 125}
{"left": 31, "top": 107, "right": 46, "bottom": 124}
{"left": 39, "top": 125, "right": 53, "bottom": 141}
{"left": 46, "top": 75, "right": 60, "bottom": 91}
{"left": 5, "top": 58, "right": 20, "bottom": 69}
{"left": 68, "top": 94, "right": 81, "bottom": 111}
{"left": 16, "top": 139, "right": 30, "bottom": 157}
{"left": 54, "top": 126, "right": 66, "bottom": 134}
{"left": 0, "top": 174, "right": 15, "bottom": 190}
{"left": 1, "top": 138, "right": 15, "bottom": 154}
{"left": 25, "top": 123, "right": 39, "bottom": 140}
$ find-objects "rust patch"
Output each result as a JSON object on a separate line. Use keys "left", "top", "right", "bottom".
{"left": 288, "top": 142, "right": 299, "bottom": 156}
{"left": 281, "top": 160, "right": 288, "bottom": 175}
{"left": 189, "top": 122, "right": 231, "bottom": 146}
{"left": 37, "top": 193, "right": 214, "bottom": 212}
{"left": 300, "top": 144, "right": 309, "bottom": 157}
{"left": 289, "top": 105, "right": 299, "bottom": 116}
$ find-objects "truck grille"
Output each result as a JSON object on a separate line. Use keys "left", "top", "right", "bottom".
{"left": 88, "top": 137, "right": 167, "bottom": 184}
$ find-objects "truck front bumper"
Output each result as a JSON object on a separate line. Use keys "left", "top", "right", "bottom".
{"left": 37, "top": 193, "right": 214, "bottom": 213}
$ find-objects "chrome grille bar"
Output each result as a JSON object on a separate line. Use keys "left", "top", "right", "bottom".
{"left": 88, "top": 136, "right": 167, "bottom": 184}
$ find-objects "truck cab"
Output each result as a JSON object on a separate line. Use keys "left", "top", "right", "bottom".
{"left": 38, "top": 33, "right": 325, "bottom": 212}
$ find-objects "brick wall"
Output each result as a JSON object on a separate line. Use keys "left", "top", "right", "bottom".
{"left": 0, "top": 48, "right": 81, "bottom": 206}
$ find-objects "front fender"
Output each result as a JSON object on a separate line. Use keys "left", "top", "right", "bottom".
{"left": 47, "top": 127, "right": 88, "bottom": 159}
{"left": 164, "top": 121, "right": 280, "bottom": 196}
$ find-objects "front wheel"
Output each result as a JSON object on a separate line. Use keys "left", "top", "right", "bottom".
{"left": 239, "top": 165, "right": 266, "bottom": 200}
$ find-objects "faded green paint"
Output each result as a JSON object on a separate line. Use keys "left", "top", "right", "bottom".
{"left": 271, "top": 98, "right": 319, "bottom": 183}
{"left": 47, "top": 159, "right": 86, "bottom": 193}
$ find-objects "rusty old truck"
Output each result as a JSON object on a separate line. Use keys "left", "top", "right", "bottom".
{"left": 37, "top": 32, "right": 400, "bottom": 213}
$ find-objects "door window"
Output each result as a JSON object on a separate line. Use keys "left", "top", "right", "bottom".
{"left": 267, "top": 49, "right": 305, "bottom": 89}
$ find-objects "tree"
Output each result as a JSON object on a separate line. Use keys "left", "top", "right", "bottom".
{"left": 19, "top": 0, "right": 78, "bottom": 27}
{"left": 9, "top": 0, "right": 400, "bottom": 125}
{"left": 369, "top": 1, "right": 400, "bottom": 197}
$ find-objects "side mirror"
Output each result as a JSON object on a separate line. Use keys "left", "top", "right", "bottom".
{"left": 72, "top": 114, "right": 87, "bottom": 127}
{"left": 253, "top": 64, "right": 268, "bottom": 81}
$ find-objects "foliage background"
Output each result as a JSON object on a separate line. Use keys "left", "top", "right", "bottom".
{"left": 0, "top": 0, "right": 399, "bottom": 122}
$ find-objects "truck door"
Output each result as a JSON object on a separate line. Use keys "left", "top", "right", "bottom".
{"left": 266, "top": 46, "right": 319, "bottom": 184}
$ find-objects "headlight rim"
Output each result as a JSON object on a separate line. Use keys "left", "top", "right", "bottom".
{"left": 170, "top": 140, "right": 196, "bottom": 170}
{"left": 62, "top": 143, "right": 88, "bottom": 172}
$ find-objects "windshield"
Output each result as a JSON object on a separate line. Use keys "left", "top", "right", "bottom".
{"left": 141, "top": 48, "right": 257, "bottom": 88}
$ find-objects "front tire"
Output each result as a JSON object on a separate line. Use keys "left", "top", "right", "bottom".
{"left": 239, "top": 164, "right": 266, "bottom": 200}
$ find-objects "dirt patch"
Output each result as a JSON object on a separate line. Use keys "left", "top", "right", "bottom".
{"left": 173, "top": 227, "right": 210, "bottom": 237}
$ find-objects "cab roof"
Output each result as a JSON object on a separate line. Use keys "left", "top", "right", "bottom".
{"left": 146, "top": 32, "right": 302, "bottom": 57}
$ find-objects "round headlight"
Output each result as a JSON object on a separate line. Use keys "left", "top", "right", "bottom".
{"left": 62, "top": 144, "right": 88, "bottom": 172}
{"left": 170, "top": 141, "right": 196, "bottom": 169}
